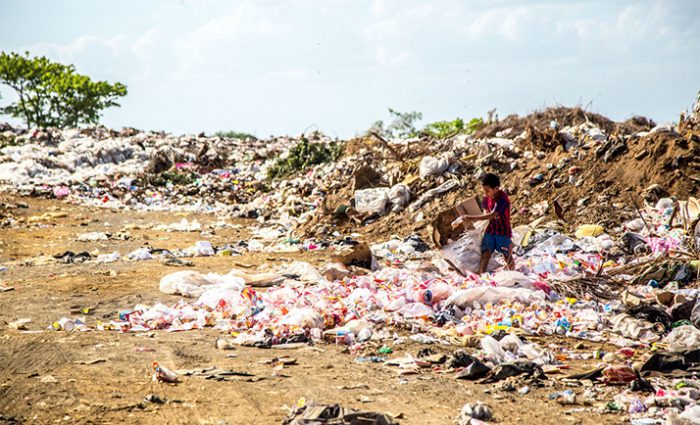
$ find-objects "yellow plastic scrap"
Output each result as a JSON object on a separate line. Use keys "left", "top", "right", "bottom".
{"left": 574, "top": 224, "right": 604, "bottom": 239}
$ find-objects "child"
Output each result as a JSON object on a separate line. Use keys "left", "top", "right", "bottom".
{"left": 452, "top": 173, "right": 514, "bottom": 274}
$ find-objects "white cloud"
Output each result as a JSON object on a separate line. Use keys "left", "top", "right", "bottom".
{"left": 2, "top": 0, "right": 698, "bottom": 135}
{"left": 461, "top": 7, "right": 530, "bottom": 42}
{"left": 171, "top": 3, "right": 292, "bottom": 78}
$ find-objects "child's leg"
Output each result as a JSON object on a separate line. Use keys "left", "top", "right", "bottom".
{"left": 505, "top": 244, "right": 515, "bottom": 270}
{"left": 479, "top": 250, "right": 492, "bottom": 274}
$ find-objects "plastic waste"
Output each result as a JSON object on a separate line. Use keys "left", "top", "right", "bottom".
{"left": 419, "top": 282, "right": 453, "bottom": 305}
{"left": 409, "top": 179, "right": 459, "bottom": 212}
{"left": 680, "top": 405, "right": 700, "bottom": 423}
{"left": 96, "top": 252, "right": 120, "bottom": 263}
{"left": 127, "top": 247, "right": 153, "bottom": 261}
{"left": 388, "top": 184, "right": 411, "bottom": 211}
{"left": 155, "top": 218, "right": 201, "bottom": 232}
{"left": 663, "top": 325, "right": 700, "bottom": 352}
{"left": 159, "top": 270, "right": 245, "bottom": 298}
{"left": 610, "top": 313, "right": 663, "bottom": 342}
{"left": 419, "top": 155, "right": 450, "bottom": 179}
{"left": 491, "top": 270, "right": 537, "bottom": 289}
{"left": 574, "top": 224, "right": 604, "bottom": 238}
{"left": 549, "top": 389, "right": 576, "bottom": 405}
{"left": 280, "top": 308, "right": 324, "bottom": 330}
{"left": 457, "top": 402, "right": 493, "bottom": 423}
{"left": 446, "top": 286, "right": 546, "bottom": 309}
{"left": 440, "top": 220, "right": 499, "bottom": 274}
{"left": 184, "top": 241, "right": 215, "bottom": 257}
{"left": 77, "top": 231, "right": 109, "bottom": 242}
{"left": 357, "top": 327, "right": 373, "bottom": 342}
{"left": 602, "top": 364, "right": 636, "bottom": 384}
{"left": 152, "top": 361, "right": 178, "bottom": 383}
{"left": 354, "top": 187, "right": 390, "bottom": 215}
{"left": 410, "top": 333, "right": 436, "bottom": 344}
{"left": 481, "top": 335, "right": 506, "bottom": 362}
{"left": 278, "top": 261, "right": 324, "bottom": 282}
{"left": 498, "top": 333, "right": 524, "bottom": 353}
{"left": 397, "top": 302, "right": 434, "bottom": 318}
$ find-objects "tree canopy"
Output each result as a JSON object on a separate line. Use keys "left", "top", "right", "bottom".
{"left": 0, "top": 51, "right": 127, "bottom": 128}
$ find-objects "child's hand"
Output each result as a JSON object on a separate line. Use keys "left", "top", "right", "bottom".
{"left": 451, "top": 217, "right": 464, "bottom": 229}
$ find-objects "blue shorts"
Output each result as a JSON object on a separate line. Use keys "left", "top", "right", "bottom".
{"left": 481, "top": 233, "right": 512, "bottom": 256}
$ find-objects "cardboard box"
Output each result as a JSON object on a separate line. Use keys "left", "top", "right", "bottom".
{"left": 430, "top": 196, "right": 483, "bottom": 248}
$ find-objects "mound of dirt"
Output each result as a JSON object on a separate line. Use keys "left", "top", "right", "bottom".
{"left": 474, "top": 106, "right": 616, "bottom": 139}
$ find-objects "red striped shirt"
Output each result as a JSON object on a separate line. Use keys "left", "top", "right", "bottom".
{"left": 482, "top": 190, "right": 512, "bottom": 237}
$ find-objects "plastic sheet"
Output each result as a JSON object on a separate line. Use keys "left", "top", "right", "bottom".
{"left": 354, "top": 188, "right": 390, "bottom": 215}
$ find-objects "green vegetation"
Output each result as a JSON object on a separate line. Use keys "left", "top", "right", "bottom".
{"left": 0, "top": 51, "right": 127, "bottom": 128}
{"left": 137, "top": 171, "right": 197, "bottom": 187}
{"left": 369, "top": 108, "right": 485, "bottom": 139}
{"left": 214, "top": 130, "right": 258, "bottom": 140}
{"left": 0, "top": 134, "right": 18, "bottom": 149}
{"left": 421, "top": 117, "right": 485, "bottom": 138}
{"left": 267, "top": 137, "right": 344, "bottom": 179}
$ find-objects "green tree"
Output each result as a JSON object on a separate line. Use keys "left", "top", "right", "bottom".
{"left": 0, "top": 51, "right": 127, "bottom": 128}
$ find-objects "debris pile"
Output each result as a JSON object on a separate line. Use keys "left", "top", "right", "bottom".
{"left": 4, "top": 96, "right": 700, "bottom": 424}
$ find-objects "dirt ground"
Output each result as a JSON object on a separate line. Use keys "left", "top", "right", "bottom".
{"left": 0, "top": 196, "right": 628, "bottom": 425}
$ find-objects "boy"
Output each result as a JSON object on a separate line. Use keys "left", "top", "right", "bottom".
{"left": 452, "top": 173, "right": 514, "bottom": 274}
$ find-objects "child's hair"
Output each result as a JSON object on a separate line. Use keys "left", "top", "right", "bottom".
{"left": 481, "top": 173, "right": 500, "bottom": 188}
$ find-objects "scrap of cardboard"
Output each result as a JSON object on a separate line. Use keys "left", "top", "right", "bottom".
{"left": 430, "top": 196, "right": 483, "bottom": 248}
{"left": 454, "top": 197, "right": 482, "bottom": 229}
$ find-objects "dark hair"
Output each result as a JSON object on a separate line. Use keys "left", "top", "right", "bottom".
{"left": 481, "top": 173, "right": 500, "bottom": 188}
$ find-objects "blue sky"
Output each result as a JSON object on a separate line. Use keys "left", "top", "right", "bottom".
{"left": 1, "top": 0, "right": 698, "bottom": 137}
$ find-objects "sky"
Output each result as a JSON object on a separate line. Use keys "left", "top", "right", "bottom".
{"left": 0, "top": 0, "right": 699, "bottom": 138}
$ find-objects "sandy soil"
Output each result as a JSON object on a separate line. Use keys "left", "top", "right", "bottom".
{"left": 0, "top": 196, "right": 627, "bottom": 425}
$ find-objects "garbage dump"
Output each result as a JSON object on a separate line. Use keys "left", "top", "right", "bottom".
{"left": 2, "top": 99, "right": 700, "bottom": 424}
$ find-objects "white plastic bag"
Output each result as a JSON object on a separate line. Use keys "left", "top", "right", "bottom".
{"left": 280, "top": 308, "right": 324, "bottom": 329}
{"left": 662, "top": 325, "right": 700, "bottom": 353}
{"left": 491, "top": 270, "right": 536, "bottom": 289}
{"left": 388, "top": 184, "right": 411, "bottom": 211}
{"left": 279, "top": 261, "right": 324, "bottom": 282}
{"left": 481, "top": 335, "right": 506, "bottom": 362}
{"left": 127, "top": 247, "right": 153, "bottom": 261}
{"left": 355, "top": 187, "right": 390, "bottom": 215}
{"left": 96, "top": 252, "right": 120, "bottom": 263}
{"left": 440, "top": 221, "right": 498, "bottom": 274}
{"left": 160, "top": 271, "right": 214, "bottom": 298}
{"left": 160, "top": 270, "right": 245, "bottom": 299}
{"left": 419, "top": 155, "right": 450, "bottom": 179}
{"left": 183, "top": 241, "right": 215, "bottom": 257}
{"left": 446, "top": 286, "right": 545, "bottom": 309}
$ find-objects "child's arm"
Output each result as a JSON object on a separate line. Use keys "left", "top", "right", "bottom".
{"left": 451, "top": 211, "right": 495, "bottom": 228}
{"left": 461, "top": 212, "right": 496, "bottom": 221}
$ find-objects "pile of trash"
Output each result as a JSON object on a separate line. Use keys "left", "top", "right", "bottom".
{"left": 302, "top": 102, "right": 700, "bottom": 243}
{"left": 5, "top": 96, "right": 700, "bottom": 423}
{"left": 0, "top": 128, "right": 352, "bottom": 234}
{"left": 49, "top": 194, "right": 699, "bottom": 422}
{"left": 2, "top": 102, "right": 700, "bottom": 246}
